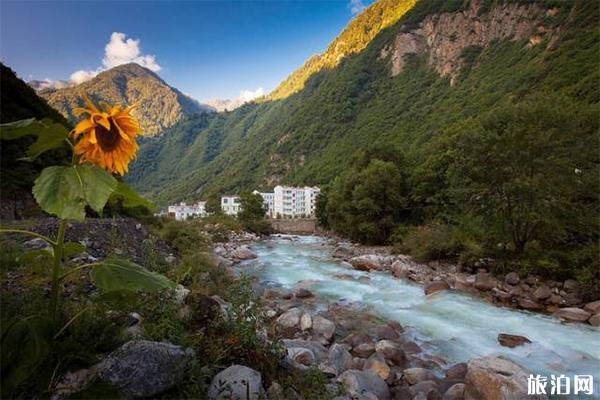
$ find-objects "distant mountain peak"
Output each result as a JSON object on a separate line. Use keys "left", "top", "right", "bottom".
{"left": 36, "top": 63, "right": 212, "bottom": 136}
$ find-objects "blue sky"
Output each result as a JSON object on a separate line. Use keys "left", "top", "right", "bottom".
{"left": 0, "top": 0, "right": 372, "bottom": 101}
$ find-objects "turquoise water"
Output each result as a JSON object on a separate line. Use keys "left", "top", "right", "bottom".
{"left": 238, "top": 235, "right": 600, "bottom": 396}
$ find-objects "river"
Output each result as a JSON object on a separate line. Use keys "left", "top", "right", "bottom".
{"left": 237, "top": 235, "right": 600, "bottom": 397}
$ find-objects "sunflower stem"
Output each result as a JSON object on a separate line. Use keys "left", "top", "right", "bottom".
{"left": 50, "top": 219, "right": 67, "bottom": 322}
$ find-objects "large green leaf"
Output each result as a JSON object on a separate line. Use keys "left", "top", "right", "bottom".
{"left": 0, "top": 118, "right": 70, "bottom": 160}
{"left": 32, "top": 165, "right": 118, "bottom": 221}
{"left": 62, "top": 242, "right": 86, "bottom": 260}
{"left": 33, "top": 166, "right": 87, "bottom": 221}
{"left": 90, "top": 258, "right": 174, "bottom": 294}
{"left": 110, "top": 181, "right": 155, "bottom": 210}
{"left": 0, "top": 315, "right": 53, "bottom": 393}
{"left": 77, "top": 164, "right": 118, "bottom": 213}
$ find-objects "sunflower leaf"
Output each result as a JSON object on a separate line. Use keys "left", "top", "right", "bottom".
{"left": 33, "top": 166, "right": 88, "bottom": 221}
{"left": 110, "top": 181, "right": 155, "bottom": 211}
{"left": 32, "top": 165, "right": 118, "bottom": 221}
{"left": 90, "top": 257, "right": 174, "bottom": 294}
{"left": 0, "top": 315, "right": 53, "bottom": 393}
{"left": 1, "top": 118, "right": 69, "bottom": 160}
{"left": 76, "top": 164, "right": 118, "bottom": 214}
{"left": 62, "top": 242, "right": 86, "bottom": 260}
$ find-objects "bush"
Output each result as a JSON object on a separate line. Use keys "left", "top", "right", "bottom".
{"left": 394, "top": 224, "right": 481, "bottom": 264}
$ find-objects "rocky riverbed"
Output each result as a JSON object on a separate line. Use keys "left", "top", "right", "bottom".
{"left": 213, "top": 233, "right": 599, "bottom": 400}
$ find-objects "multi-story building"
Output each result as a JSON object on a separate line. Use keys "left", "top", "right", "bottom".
{"left": 221, "top": 195, "right": 241, "bottom": 215}
{"left": 253, "top": 190, "right": 275, "bottom": 217}
{"left": 167, "top": 201, "right": 206, "bottom": 221}
{"left": 255, "top": 186, "right": 320, "bottom": 218}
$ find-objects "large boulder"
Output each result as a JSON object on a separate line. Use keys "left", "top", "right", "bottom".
{"left": 328, "top": 344, "right": 354, "bottom": 375}
{"left": 375, "top": 340, "right": 406, "bottom": 365}
{"left": 464, "top": 355, "right": 546, "bottom": 400}
{"left": 208, "top": 365, "right": 264, "bottom": 400}
{"left": 554, "top": 307, "right": 591, "bottom": 322}
{"left": 402, "top": 368, "right": 437, "bottom": 385}
{"left": 363, "top": 353, "right": 390, "bottom": 380}
{"left": 349, "top": 255, "right": 385, "bottom": 271}
{"left": 473, "top": 273, "right": 497, "bottom": 291}
{"left": 583, "top": 300, "right": 600, "bottom": 314}
{"left": 276, "top": 307, "right": 302, "bottom": 336}
{"left": 533, "top": 286, "right": 552, "bottom": 301}
{"left": 282, "top": 339, "right": 328, "bottom": 362}
{"left": 337, "top": 370, "right": 391, "bottom": 400}
{"left": 497, "top": 334, "right": 531, "bottom": 348}
{"left": 230, "top": 246, "right": 257, "bottom": 261}
{"left": 391, "top": 257, "right": 432, "bottom": 281}
{"left": 589, "top": 313, "right": 600, "bottom": 327}
{"left": 312, "top": 315, "right": 336, "bottom": 341}
{"left": 353, "top": 342, "right": 376, "bottom": 358}
{"left": 443, "top": 383, "right": 465, "bottom": 400}
{"left": 424, "top": 281, "right": 450, "bottom": 295}
{"left": 287, "top": 347, "right": 316, "bottom": 367}
{"left": 518, "top": 297, "right": 543, "bottom": 311}
{"left": 333, "top": 245, "right": 354, "bottom": 259}
{"left": 98, "top": 340, "right": 194, "bottom": 398}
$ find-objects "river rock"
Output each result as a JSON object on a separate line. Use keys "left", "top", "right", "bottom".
{"left": 337, "top": 370, "right": 391, "bottom": 400}
{"left": 208, "top": 365, "right": 264, "bottom": 400}
{"left": 403, "top": 368, "right": 437, "bottom": 385}
{"left": 343, "top": 332, "right": 371, "bottom": 348}
{"left": 99, "top": 340, "right": 194, "bottom": 398}
{"left": 353, "top": 342, "right": 376, "bottom": 358}
{"left": 410, "top": 381, "right": 440, "bottom": 398}
{"left": 443, "top": 383, "right": 465, "bottom": 400}
{"left": 282, "top": 339, "right": 328, "bottom": 362}
{"left": 287, "top": 347, "right": 316, "bottom": 366}
{"left": 376, "top": 340, "right": 406, "bottom": 365}
{"left": 328, "top": 343, "right": 354, "bottom": 374}
{"left": 518, "top": 297, "right": 543, "bottom": 311}
{"left": 364, "top": 353, "right": 390, "bottom": 380}
{"left": 588, "top": 313, "right": 600, "bottom": 326}
{"left": 583, "top": 300, "right": 600, "bottom": 314}
{"left": 424, "top": 281, "right": 451, "bottom": 295}
{"left": 533, "top": 286, "right": 552, "bottom": 301}
{"left": 504, "top": 272, "right": 520, "bottom": 285}
{"left": 491, "top": 288, "right": 512, "bottom": 301}
{"left": 464, "top": 354, "right": 545, "bottom": 400}
{"left": 349, "top": 255, "right": 385, "bottom": 271}
{"left": 300, "top": 313, "right": 312, "bottom": 331}
{"left": 401, "top": 341, "right": 422, "bottom": 355}
{"left": 295, "top": 288, "right": 314, "bottom": 298}
{"left": 276, "top": 307, "right": 302, "bottom": 336}
{"left": 230, "top": 246, "right": 257, "bottom": 261}
{"left": 377, "top": 322, "right": 403, "bottom": 340}
{"left": 553, "top": 307, "right": 591, "bottom": 322}
{"left": 312, "top": 315, "right": 336, "bottom": 341}
{"left": 497, "top": 334, "right": 531, "bottom": 348}
{"left": 445, "top": 363, "right": 467, "bottom": 380}
{"left": 473, "top": 273, "right": 496, "bottom": 291}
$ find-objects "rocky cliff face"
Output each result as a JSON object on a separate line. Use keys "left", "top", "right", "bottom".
{"left": 380, "top": 1, "right": 558, "bottom": 84}
{"left": 39, "top": 63, "right": 210, "bottom": 136}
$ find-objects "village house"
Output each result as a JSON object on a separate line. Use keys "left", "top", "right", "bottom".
{"left": 255, "top": 186, "right": 320, "bottom": 218}
{"left": 167, "top": 201, "right": 207, "bottom": 221}
{"left": 221, "top": 195, "right": 241, "bottom": 215}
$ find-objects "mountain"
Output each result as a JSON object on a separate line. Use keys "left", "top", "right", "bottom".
{"left": 0, "top": 63, "right": 71, "bottom": 219}
{"left": 127, "top": 0, "right": 598, "bottom": 207}
{"left": 36, "top": 63, "right": 210, "bottom": 136}
{"left": 202, "top": 98, "right": 245, "bottom": 112}
{"left": 265, "top": 0, "right": 417, "bottom": 100}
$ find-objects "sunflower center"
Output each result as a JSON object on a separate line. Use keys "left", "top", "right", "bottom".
{"left": 96, "top": 118, "right": 121, "bottom": 152}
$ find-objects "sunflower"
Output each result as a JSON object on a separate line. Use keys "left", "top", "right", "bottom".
{"left": 71, "top": 95, "right": 141, "bottom": 175}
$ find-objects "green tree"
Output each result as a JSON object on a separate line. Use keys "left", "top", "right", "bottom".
{"left": 205, "top": 194, "right": 222, "bottom": 214}
{"left": 327, "top": 159, "right": 409, "bottom": 244}
{"left": 238, "top": 191, "right": 271, "bottom": 234}
{"left": 315, "top": 188, "right": 329, "bottom": 228}
{"left": 450, "top": 95, "right": 599, "bottom": 253}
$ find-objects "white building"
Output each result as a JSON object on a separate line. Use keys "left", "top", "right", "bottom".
{"left": 167, "top": 201, "right": 206, "bottom": 221}
{"left": 221, "top": 195, "right": 241, "bottom": 215}
{"left": 253, "top": 190, "right": 275, "bottom": 217}
{"left": 255, "top": 186, "right": 320, "bottom": 218}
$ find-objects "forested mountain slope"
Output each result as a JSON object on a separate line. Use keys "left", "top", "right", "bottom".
{"left": 127, "top": 0, "right": 598, "bottom": 207}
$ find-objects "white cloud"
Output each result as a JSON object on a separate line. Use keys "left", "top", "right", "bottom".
{"left": 102, "top": 32, "right": 161, "bottom": 71}
{"left": 349, "top": 0, "right": 366, "bottom": 14}
{"left": 238, "top": 87, "right": 265, "bottom": 102}
{"left": 33, "top": 32, "right": 160, "bottom": 90}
